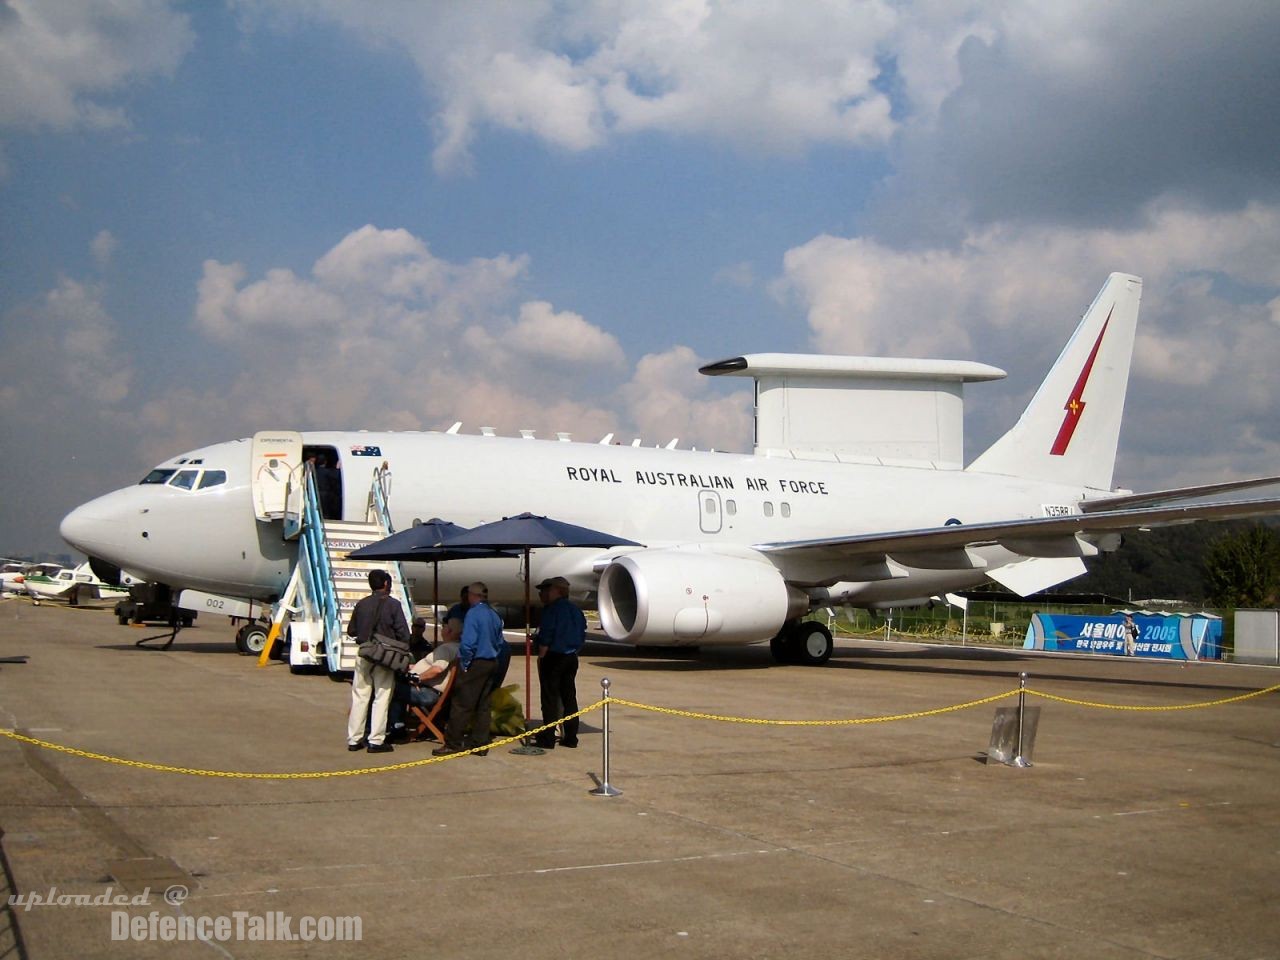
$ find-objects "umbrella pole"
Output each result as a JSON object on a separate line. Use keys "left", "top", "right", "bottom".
{"left": 433, "top": 562, "right": 439, "bottom": 642}
{"left": 524, "top": 546, "right": 532, "bottom": 725}
{"left": 509, "top": 546, "right": 546, "bottom": 756}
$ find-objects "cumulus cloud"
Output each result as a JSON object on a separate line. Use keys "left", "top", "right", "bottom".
{"left": 506, "top": 301, "right": 626, "bottom": 369}
{"left": 90, "top": 229, "right": 117, "bottom": 268}
{"left": 778, "top": 202, "right": 1280, "bottom": 487}
{"left": 238, "top": 0, "right": 902, "bottom": 174}
{"left": 0, "top": 277, "right": 133, "bottom": 409}
{"left": 134, "top": 224, "right": 737, "bottom": 462}
{"left": 618, "top": 346, "right": 751, "bottom": 451}
{"left": 0, "top": 275, "right": 142, "bottom": 553}
{"left": 873, "top": 1, "right": 1280, "bottom": 239}
{"left": 0, "top": 0, "right": 192, "bottom": 131}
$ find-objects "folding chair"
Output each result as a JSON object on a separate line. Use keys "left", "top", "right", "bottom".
{"left": 409, "top": 664, "right": 456, "bottom": 743}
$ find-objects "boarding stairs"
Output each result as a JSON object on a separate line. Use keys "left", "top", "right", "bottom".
{"left": 260, "top": 464, "right": 413, "bottom": 674}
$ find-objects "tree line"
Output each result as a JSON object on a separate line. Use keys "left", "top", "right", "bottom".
{"left": 1070, "top": 520, "right": 1279, "bottom": 609}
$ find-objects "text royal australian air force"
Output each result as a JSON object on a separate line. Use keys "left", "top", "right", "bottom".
{"left": 564, "top": 465, "right": 830, "bottom": 496}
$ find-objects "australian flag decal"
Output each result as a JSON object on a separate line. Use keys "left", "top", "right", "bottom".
{"left": 351, "top": 445, "right": 382, "bottom": 457}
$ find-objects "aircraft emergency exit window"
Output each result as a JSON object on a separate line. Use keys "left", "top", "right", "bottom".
{"left": 781, "top": 502, "right": 792, "bottom": 518}
{"left": 726, "top": 500, "right": 737, "bottom": 516}
{"left": 169, "top": 470, "right": 199, "bottom": 490}
{"left": 198, "top": 470, "right": 227, "bottom": 489}
{"left": 703, "top": 497, "right": 717, "bottom": 515}
{"left": 764, "top": 502, "right": 774, "bottom": 517}
{"left": 140, "top": 469, "right": 176, "bottom": 485}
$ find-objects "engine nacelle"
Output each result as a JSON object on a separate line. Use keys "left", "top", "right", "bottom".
{"left": 598, "top": 547, "right": 808, "bottom": 646}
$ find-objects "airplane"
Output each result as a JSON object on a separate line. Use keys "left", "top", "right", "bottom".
{"left": 60, "top": 273, "right": 1279, "bottom": 665}
{"left": 19, "top": 561, "right": 128, "bottom": 605}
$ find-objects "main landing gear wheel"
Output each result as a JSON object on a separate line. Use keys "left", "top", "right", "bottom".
{"left": 769, "top": 620, "right": 834, "bottom": 666}
{"left": 235, "top": 623, "right": 268, "bottom": 656}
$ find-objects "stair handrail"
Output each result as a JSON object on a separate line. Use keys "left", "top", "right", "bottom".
{"left": 296, "top": 463, "right": 343, "bottom": 668}
{"left": 364, "top": 463, "right": 415, "bottom": 623}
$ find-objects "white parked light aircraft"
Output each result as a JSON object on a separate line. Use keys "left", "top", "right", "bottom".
{"left": 61, "top": 273, "right": 1278, "bottom": 664}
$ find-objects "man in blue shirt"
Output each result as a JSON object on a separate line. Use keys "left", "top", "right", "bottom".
{"left": 434, "top": 582, "right": 505, "bottom": 757}
{"left": 532, "top": 576, "right": 587, "bottom": 749}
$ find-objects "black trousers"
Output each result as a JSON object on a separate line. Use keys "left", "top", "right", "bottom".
{"left": 536, "top": 652, "right": 580, "bottom": 746}
{"left": 443, "top": 658, "right": 496, "bottom": 749}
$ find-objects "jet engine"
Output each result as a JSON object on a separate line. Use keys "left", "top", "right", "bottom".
{"left": 597, "top": 547, "right": 808, "bottom": 646}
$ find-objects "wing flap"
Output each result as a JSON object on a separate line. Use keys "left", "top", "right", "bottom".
{"left": 1080, "top": 476, "right": 1280, "bottom": 513}
{"left": 757, "top": 496, "right": 1280, "bottom": 564}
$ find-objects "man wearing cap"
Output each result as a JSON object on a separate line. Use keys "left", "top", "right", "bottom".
{"left": 532, "top": 576, "right": 587, "bottom": 749}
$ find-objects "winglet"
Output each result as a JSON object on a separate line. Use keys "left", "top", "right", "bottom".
{"left": 969, "top": 273, "right": 1142, "bottom": 491}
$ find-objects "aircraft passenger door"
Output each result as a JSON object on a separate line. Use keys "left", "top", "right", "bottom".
{"left": 698, "top": 489, "right": 723, "bottom": 534}
{"left": 251, "top": 431, "right": 303, "bottom": 522}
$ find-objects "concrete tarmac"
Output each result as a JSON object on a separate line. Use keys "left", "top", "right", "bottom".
{"left": 1, "top": 598, "right": 1278, "bottom": 959}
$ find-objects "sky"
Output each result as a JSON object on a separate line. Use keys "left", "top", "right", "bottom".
{"left": 1, "top": 0, "right": 1278, "bottom": 557}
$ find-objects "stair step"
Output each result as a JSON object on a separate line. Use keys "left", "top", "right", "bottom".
{"left": 329, "top": 558, "right": 392, "bottom": 570}
{"left": 323, "top": 520, "right": 383, "bottom": 533}
{"left": 324, "top": 537, "right": 384, "bottom": 552}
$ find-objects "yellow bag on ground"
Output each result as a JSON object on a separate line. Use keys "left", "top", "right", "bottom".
{"left": 489, "top": 684, "right": 525, "bottom": 736}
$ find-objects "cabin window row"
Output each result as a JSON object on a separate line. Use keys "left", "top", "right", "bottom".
{"left": 702, "top": 498, "right": 791, "bottom": 518}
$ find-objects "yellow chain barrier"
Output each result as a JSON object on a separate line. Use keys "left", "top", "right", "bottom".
{"left": 609, "top": 690, "right": 1020, "bottom": 725}
{"left": 3, "top": 681, "right": 1277, "bottom": 778}
{"left": 1025, "top": 682, "right": 1280, "bottom": 711}
{"left": 0, "top": 704, "right": 602, "bottom": 780}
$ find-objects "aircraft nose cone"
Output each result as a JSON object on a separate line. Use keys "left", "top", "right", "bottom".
{"left": 60, "top": 499, "right": 126, "bottom": 557}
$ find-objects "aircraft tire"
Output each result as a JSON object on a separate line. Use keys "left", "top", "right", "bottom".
{"left": 792, "top": 621, "right": 833, "bottom": 666}
{"left": 235, "top": 624, "right": 268, "bottom": 656}
{"left": 769, "top": 630, "right": 798, "bottom": 665}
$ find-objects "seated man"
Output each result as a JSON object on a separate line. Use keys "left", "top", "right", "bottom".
{"left": 387, "top": 616, "right": 462, "bottom": 741}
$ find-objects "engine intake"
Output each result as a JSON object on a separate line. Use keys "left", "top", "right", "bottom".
{"left": 598, "top": 548, "right": 807, "bottom": 646}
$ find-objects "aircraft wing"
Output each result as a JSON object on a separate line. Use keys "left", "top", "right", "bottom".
{"left": 755, "top": 496, "right": 1280, "bottom": 563}
{"left": 1079, "top": 476, "right": 1280, "bottom": 513}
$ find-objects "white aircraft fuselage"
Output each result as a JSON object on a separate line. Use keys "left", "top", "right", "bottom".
{"left": 59, "top": 273, "right": 1280, "bottom": 658}
{"left": 61, "top": 430, "right": 1090, "bottom": 616}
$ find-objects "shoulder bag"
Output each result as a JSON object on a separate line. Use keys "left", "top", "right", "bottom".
{"left": 358, "top": 597, "right": 412, "bottom": 672}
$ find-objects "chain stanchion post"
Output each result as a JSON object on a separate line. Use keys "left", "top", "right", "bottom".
{"left": 1012, "top": 672, "right": 1032, "bottom": 768}
{"left": 589, "top": 677, "right": 621, "bottom": 797}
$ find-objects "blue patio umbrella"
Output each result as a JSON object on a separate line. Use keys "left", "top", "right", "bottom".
{"left": 347, "top": 518, "right": 469, "bottom": 560}
{"left": 437, "top": 513, "right": 642, "bottom": 732}
{"left": 438, "top": 513, "right": 642, "bottom": 551}
{"left": 350, "top": 519, "right": 516, "bottom": 640}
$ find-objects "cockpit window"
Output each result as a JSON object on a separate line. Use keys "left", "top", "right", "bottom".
{"left": 169, "top": 470, "right": 199, "bottom": 490}
{"left": 197, "top": 470, "right": 227, "bottom": 489}
{"left": 140, "top": 469, "right": 177, "bottom": 485}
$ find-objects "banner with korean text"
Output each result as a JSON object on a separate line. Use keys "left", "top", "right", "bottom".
{"left": 1024, "top": 613, "right": 1222, "bottom": 660}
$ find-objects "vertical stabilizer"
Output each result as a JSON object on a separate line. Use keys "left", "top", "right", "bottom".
{"left": 968, "top": 273, "right": 1142, "bottom": 491}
